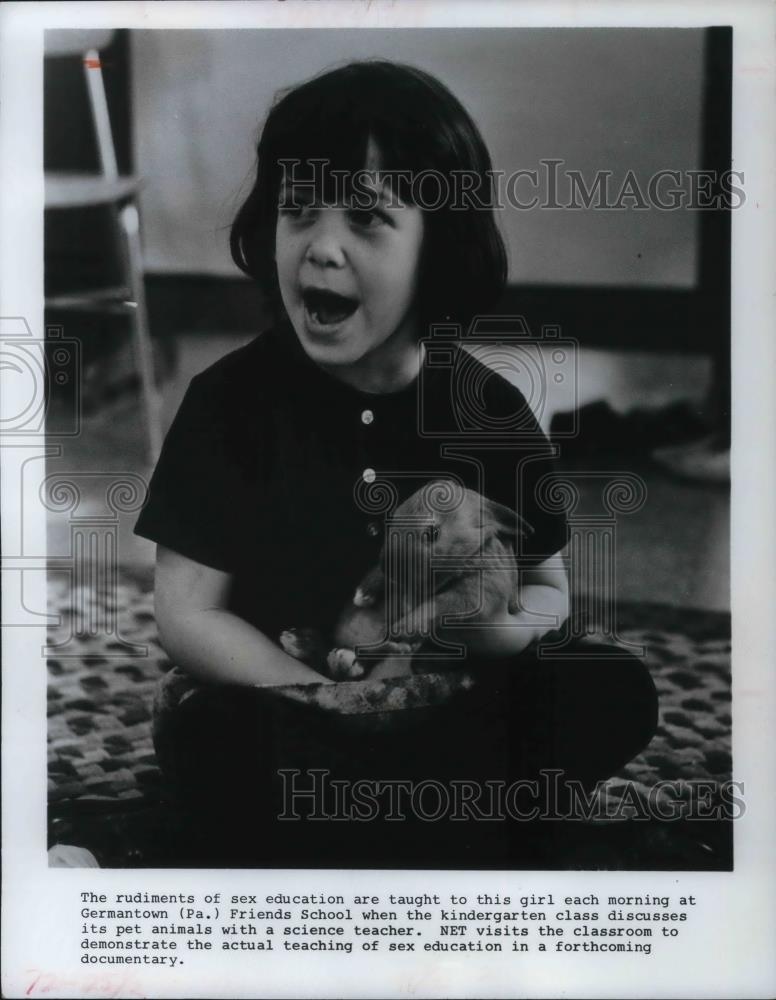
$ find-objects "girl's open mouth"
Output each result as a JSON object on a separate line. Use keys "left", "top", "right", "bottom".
{"left": 302, "top": 288, "right": 359, "bottom": 328}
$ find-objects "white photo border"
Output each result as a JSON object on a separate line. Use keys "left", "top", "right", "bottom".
{"left": 1, "top": 2, "right": 774, "bottom": 998}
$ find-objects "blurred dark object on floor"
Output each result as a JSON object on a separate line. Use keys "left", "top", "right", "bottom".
{"left": 550, "top": 399, "right": 710, "bottom": 457}
{"left": 44, "top": 317, "right": 178, "bottom": 422}
{"left": 652, "top": 433, "right": 730, "bottom": 485}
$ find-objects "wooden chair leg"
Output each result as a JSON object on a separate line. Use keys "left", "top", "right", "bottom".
{"left": 117, "top": 202, "right": 162, "bottom": 463}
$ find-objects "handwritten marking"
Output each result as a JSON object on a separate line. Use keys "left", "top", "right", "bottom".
{"left": 25, "top": 970, "right": 146, "bottom": 998}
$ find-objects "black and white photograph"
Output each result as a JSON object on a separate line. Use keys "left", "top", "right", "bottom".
{"left": 40, "top": 20, "right": 735, "bottom": 871}
{"left": 2, "top": 2, "right": 775, "bottom": 998}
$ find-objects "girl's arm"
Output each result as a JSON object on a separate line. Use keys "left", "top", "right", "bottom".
{"left": 434, "top": 551, "right": 570, "bottom": 658}
{"left": 504, "top": 550, "right": 570, "bottom": 651}
{"left": 154, "top": 545, "right": 334, "bottom": 687}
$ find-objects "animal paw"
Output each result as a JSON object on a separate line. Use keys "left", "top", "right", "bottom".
{"left": 279, "top": 627, "right": 328, "bottom": 665}
{"left": 361, "top": 637, "right": 422, "bottom": 659}
{"left": 326, "top": 647, "right": 365, "bottom": 681}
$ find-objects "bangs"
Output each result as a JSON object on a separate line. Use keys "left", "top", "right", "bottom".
{"left": 269, "top": 105, "right": 372, "bottom": 201}
{"left": 263, "top": 66, "right": 451, "bottom": 206}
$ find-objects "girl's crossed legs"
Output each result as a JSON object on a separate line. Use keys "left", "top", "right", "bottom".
{"left": 153, "top": 639, "right": 658, "bottom": 866}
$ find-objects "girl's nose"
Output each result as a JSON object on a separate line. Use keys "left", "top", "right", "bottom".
{"left": 304, "top": 212, "right": 347, "bottom": 268}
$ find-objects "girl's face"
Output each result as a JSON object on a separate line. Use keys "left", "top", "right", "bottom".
{"left": 274, "top": 150, "right": 425, "bottom": 386}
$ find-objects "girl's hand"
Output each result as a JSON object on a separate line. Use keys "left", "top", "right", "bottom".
{"left": 279, "top": 627, "right": 333, "bottom": 672}
{"left": 327, "top": 641, "right": 418, "bottom": 681}
{"left": 155, "top": 547, "right": 335, "bottom": 687}
{"left": 327, "top": 647, "right": 363, "bottom": 681}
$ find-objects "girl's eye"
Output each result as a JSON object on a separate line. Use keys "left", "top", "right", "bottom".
{"left": 277, "top": 202, "right": 316, "bottom": 220}
{"left": 348, "top": 207, "right": 386, "bottom": 229}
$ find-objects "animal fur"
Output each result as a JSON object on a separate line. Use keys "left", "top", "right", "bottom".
{"left": 279, "top": 479, "right": 531, "bottom": 681}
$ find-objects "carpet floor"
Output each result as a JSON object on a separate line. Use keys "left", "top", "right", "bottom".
{"left": 47, "top": 568, "right": 732, "bottom": 869}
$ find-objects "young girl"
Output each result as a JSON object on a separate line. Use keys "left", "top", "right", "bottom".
{"left": 136, "top": 60, "right": 657, "bottom": 866}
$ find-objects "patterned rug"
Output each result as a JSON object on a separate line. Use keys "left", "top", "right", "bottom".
{"left": 46, "top": 568, "right": 732, "bottom": 867}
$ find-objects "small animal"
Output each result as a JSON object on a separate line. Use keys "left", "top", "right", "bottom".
{"left": 279, "top": 479, "right": 532, "bottom": 681}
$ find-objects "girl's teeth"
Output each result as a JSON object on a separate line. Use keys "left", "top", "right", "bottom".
{"left": 304, "top": 291, "right": 357, "bottom": 326}
{"left": 309, "top": 305, "right": 351, "bottom": 326}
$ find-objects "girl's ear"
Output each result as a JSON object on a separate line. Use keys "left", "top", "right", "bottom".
{"left": 482, "top": 497, "right": 534, "bottom": 545}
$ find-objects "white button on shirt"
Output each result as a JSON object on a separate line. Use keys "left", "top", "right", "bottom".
{"left": 362, "top": 468, "right": 376, "bottom": 484}
{"left": 361, "top": 409, "right": 374, "bottom": 425}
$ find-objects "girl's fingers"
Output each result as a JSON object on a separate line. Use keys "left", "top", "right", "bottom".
{"left": 326, "top": 647, "right": 364, "bottom": 680}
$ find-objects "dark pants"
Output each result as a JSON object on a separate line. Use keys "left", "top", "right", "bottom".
{"left": 153, "top": 640, "right": 658, "bottom": 867}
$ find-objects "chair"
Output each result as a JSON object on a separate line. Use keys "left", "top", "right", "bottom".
{"left": 45, "top": 29, "right": 162, "bottom": 461}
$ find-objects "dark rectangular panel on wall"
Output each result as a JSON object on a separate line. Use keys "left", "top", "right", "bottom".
{"left": 44, "top": 30, "right": 132, "bottom": 297}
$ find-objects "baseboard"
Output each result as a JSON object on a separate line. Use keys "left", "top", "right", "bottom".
{"left": 143, "top": 274, "right": 719, "bottom": 353}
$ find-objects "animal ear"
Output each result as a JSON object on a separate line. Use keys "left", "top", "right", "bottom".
{"left": 482, "top": 497, "right": 534, "bottom": 545}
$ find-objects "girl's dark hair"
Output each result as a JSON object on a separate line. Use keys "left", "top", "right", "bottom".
{"left": 230, "top": 59, "right": 507, "bottom": 332}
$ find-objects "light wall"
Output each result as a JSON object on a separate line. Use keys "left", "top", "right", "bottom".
{"left": 132, "top": 28, "right": 704, "bottom": 287}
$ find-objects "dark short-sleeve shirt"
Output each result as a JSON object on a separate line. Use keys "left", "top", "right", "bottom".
{"left": 135, "top": 322, "right": 567, "bottom": 638}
